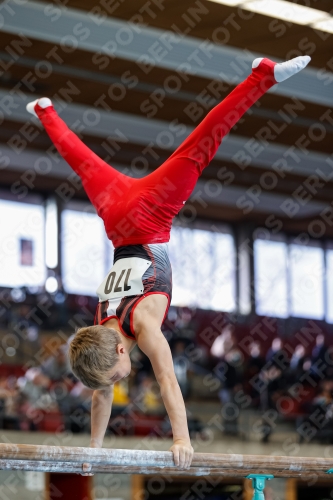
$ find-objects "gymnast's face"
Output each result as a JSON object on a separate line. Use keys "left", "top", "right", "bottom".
{"left": 108, "top": 343, "right": 131, "bottom": 384}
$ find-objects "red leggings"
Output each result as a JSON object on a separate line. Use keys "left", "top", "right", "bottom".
{"left": 36, "top": 58, "right": 277, "bottom": 247}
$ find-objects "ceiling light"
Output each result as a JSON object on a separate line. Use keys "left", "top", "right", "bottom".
{"left": 6, "top": 347, "right": 16, "bottom": 357}
{"left": 312, "top": 18, "right": 333, "bottom": 34}
{"left": 209, "top": 0, "right": 242, "bottom": 4}
{"left": 45, "top": 276, "right": 58, "bottom": 294}
{"left": 245, "top": 0, "right": 328, "bottom": 25}
{"left": 10, "top": 288, "right": 26, "bottom": 302}
{"left": 207, "top": 0, "right": 333, "bottom": 33}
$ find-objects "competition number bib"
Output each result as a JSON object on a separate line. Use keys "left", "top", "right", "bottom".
{"left": 96, "top": 257, "right": 151, "bottom": 302}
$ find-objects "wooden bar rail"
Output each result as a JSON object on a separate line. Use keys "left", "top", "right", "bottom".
{"left": 0, "top": 443, "right": 332, "bottom": 478}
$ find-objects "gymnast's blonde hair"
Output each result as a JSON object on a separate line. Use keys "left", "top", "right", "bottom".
{"left": 69, "top": 325, "right": 121, "bottom": 390}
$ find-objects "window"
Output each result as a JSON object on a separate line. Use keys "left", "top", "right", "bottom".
{"left": 62, "top": 208, "right": 113, "bottom": 296}
{"left": 254, "top": 239, "right": 288, "bottom": 318}
{"left": 0, "top": 199, "right": 45, "bottom": 287}
{"left": 289, "top": 244, "right": 324, "bottom": 320}
{"left": 254, "top": 235, "right": 326, "bottom": 320}
{"left": 45, "top": 198, "right": 58, "bottom": 269}
{"left": 169, "top": 226, "right": 236, "bottom": 311}
{"left": 325, "top": 249, "right": 333, "bottom": 324}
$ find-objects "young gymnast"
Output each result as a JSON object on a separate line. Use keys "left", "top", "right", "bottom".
{"left": 27, "top": 55, "right": 310, "bottom": 470}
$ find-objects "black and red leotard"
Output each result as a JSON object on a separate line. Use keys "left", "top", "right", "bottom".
{"left": 94, "top": 243, "right": 172, "bottom": 339}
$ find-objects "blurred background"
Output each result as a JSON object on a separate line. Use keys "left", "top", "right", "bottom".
{"left": 0, "top": 0, "right": 333, "bottom": 498}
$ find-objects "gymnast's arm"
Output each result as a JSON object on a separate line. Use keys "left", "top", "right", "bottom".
{"left": 90, "top": 386, "right": 114, "bottom": 448}
{"left": 81, "top": 387, "right": 113, "bottom": 475}
{"left": 138, "top": 332, "right": 193, "bottom": 469}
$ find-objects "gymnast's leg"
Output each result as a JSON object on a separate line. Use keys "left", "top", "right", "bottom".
{"left": 26, "top": 98, "right": 132, "bottom": 219}
{"left": 142, "top": 56, "right": 311, "bottom": 215}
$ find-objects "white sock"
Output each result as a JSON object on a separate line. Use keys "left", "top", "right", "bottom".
{"left": 26, "top": 97, "right": 52, "bottom": 117}
{"left": 252, "top": 55, "right": 311, "bottom": 82}
{"left": 252, "top": 58, "right": 263, "bottom": 69}
{"left": 274, "top": 55, "right": 311, "bottom": 82}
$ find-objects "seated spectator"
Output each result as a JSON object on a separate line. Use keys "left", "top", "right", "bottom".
{"left": 216, "top": 348, "right": 243, "bottom": 435}
{"left": 0, "top": 377, "right": 20, "bottom": 430}
{"left": 17, "top": 368, "right": 57, "bottom": 430}
{"left": 290, "top": 344, "right": 306, "bottom": 371}
{"left": 211, "top": 324, "right": 236, "bottom": 358}
{"left": 18, "top": 368, "right": 54, "bottom": 408}
{"left": 246, "top": 342, "right": 265, "bottom": 404}
{"left": 259, "top": 364, "right": 284, "bottom": 442}
{"left": 41, "top": 344, "right": 71, "bottom": 381}
{"left": 70, "top": 380, "right": 93, "bottom": 403}
{"left": 68, "top": 381, "right": 93, "bottom": 433}
{"left": 131, "top": 375, "right": 163, "bottom": 415}
{"left": 113, "top": 380, "right": 130, "bottom": 409}
{"left": 174, "top": 308, "right": 197, "bottom": 336}
{"left": 266, "top": 338, "right": 288, "bottom": 369}
{"left": 247, "top": 342, "right": 265, "bottom": 374}
{"left": 218, "top": 349, "right": 243, "bottom": 404}
{"left": 311, "top": 334, "right": 328, "bottom": 379}
{"left": 312, "top": 334, "right": 326, "bottom": 363}
{"left": 131, "top": 347, "right": 153, "bottom": 382}
{"left": 313, "top": 381, "right": 333, "bottom": 406}
{"left": 288, "top": 344, "right": 306, "bottom": 384}
{"left": 298, "top": 381, "right": 333, "bottom": 444}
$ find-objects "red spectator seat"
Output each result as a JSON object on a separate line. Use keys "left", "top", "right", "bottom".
{"left": 133, "top": 413, "right": 164, "bottom": 436}
{"left": 38, "top": 410, "right": 64, "bottom": 433}
{"left": 0, "top": 364, "right": 25, "bottom": 378}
